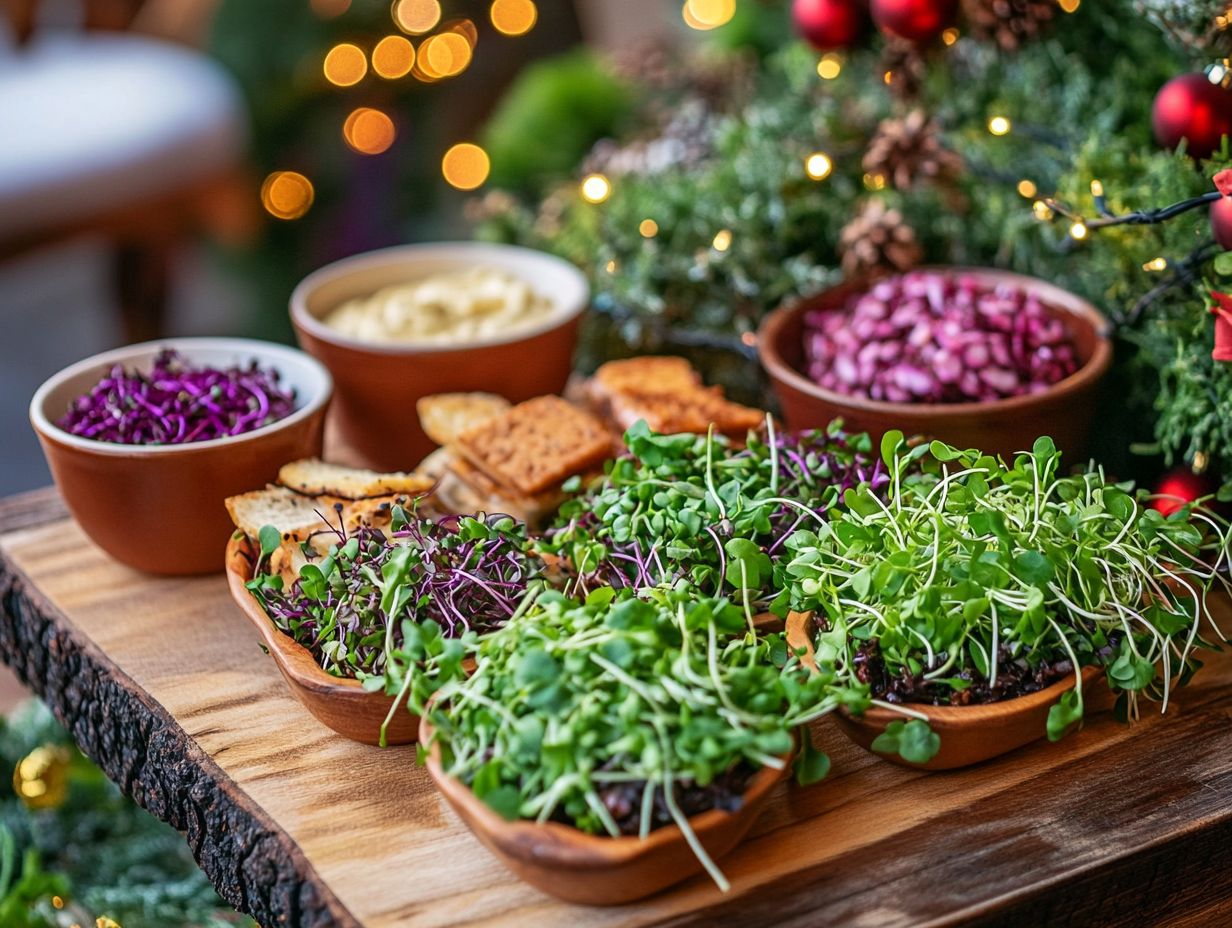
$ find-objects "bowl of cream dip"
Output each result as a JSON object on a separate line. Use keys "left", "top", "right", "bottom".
{"left": 291, "top": 242, "right": 588, "bottom": 469}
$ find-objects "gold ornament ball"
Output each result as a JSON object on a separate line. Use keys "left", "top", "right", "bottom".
{"left": 14, "top": 744, "right": 72, "bottom": 810}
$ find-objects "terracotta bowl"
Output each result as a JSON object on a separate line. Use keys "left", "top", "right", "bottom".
{"left": 758, "top": 268, "right": 1113, "bottom": 461}
{"left": 836, "top": 665, "right": 1113, "bottom": 771}
{"left": 30, "top": 338, "right": 330, "bottom": 576}
{"left": 225, "top": 534, "right": 418, "bottom": 746}
{"left": 290, "top": 242, "right": 589, "bottom": 471}
{"left": 421, "top": 716, "right": 789, "bottom": 905}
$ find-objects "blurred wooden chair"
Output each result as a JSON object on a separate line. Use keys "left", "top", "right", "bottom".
{"left": 0, "top": 0, "right": 251, "bottom": 342}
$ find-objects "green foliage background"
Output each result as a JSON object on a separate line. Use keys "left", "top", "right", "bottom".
{"left": 477, "top": 0, "right": 1232, "bottom": 482}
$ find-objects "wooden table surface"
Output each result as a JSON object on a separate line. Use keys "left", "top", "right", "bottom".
{"left": 3, "top": 487, "right": 1232, "bottom": 928}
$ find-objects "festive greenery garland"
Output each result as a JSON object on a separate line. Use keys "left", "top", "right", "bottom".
{"left": 0, "top": 701, "right": 249, "bottom": 928}
{"left": 473, "top": 0, "right": 1232, "bottom": 481}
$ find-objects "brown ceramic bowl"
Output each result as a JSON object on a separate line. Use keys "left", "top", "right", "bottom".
{"left": 30, "top": 338, "right": 330, "bottom": 576}
{"left": 290, "top": 242, "right": 589, "bottom": 471}
{"left": 758, "top": 268, "right": 1113, "bottom": 460}
{"left": 421, "top": 716, "right": 790, "bottom": 905}
{"left": 225, "top": 533, "right": 418, "bottom": 746}
{"left": 836, "top": 665, "right": 1113, "bottom": 771}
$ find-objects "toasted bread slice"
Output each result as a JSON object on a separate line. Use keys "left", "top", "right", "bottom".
{"left": 276, "top": 459, "right": 433, "bottom": 499}
{"left": 454, "top": 395, "right": 611, "bottom": 497}
{"left": 225, "top": 486, "right": 338, "bottom": 544}
{"left": 592, "top": 356, "right": 701, "bottom": 397}
{"left": 442, "top": 457, "right": 565, "bottom": 527}
{"left": 418, "top": 392, "right": 512, "bottom": 447}
{"left": 609, "top": 388, "right": 765, "bottom": 438}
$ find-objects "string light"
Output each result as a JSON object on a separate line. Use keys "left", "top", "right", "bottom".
{"left": 639, "top": 218, "right": 659, "bottom": 237}
{"left": 816, "top": 53, "right": 842, "bottom": 80}
{"left": 441, "top": 143, "right": 490, "bottom": 189}
{"left": 1017, "top": 179, "right": 1037, "bottom": 198}
{"left": 343, "top": 107, "right": 396, "bottom": 154}
{"left": 393, "top": 0, "right": 441, "bottom": 34}
{"left": 1143, "top": 256, "right": 1168, "bottom": 272}
{"left": 712, "top": 228, "right": 732, "bottom": 251}
{"left": 1090, "top": 179, "right": 1104, "bottom": 197}
{"left": 420, "top": 32, "right": 472, "bottom": 78}
{"left": 862, "top": 172, "right": 887, "bottom": 190}
{"left": 323, "top": 43, "right": 367, "bottom": 86}
{"left": 1032, "top": 200, "right": 1054, "bottom": 221}
{"left": 682, "top": 0, "right": 735, "bottom": 30}
{"left": 1058, "top": 0, "right": 1079, "bottom": 11}
{"left": 371, "top": 35, "right": 415, "bottom": 79}
{"left": 1069, "top": 220, "right": 1089, "bottom": 240}
{"left": 987, "top": 115, "right": 1011, "bottom": 136}
{"left": 490, "top": 0, "right": 537, "bottom": 35}
{"left": 941, "top": 27, "right": 959, "bottom": 45}
{"left": 805, "top": 152, "right": 833, "bottom": 180}
{"left": 261, "top": 171, "right": 314, "bottom": 220}
{"left": 605, "top": 259, "right": 618, "bottom": 273}
{"left": 882, "top": 70, "right": 894, "bottom": 85}
{"left": 580, "top": 173, "right": 612, "bottom": 203}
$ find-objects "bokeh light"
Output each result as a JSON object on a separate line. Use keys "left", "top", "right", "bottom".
{"left": 941, "top": 27, "right": 959, "bottom": 45}
{"left": 816, "top": 54, "right": 842, "bottom": 79}
{"left": 490, "top": 0, "right": 537, "bottom": 35}
{"left": 420, "top": 32, "right": 472, "bottom": 78}
{"left": 682, "top": 0, "right": 735, "bottom": 30}
{"left": 323, "top": 43, "right": 367, "bottom": 86}
{"left": 442, "top": 143, "right": 491, "bottom": 189}
{"left": 1059, "top": 0, "right": 1079, "bottom": 11}
{"left": 444, "top": 17, "right": 479, "bottom": 45}
{"left": 987, "top": 115, "right": 1011, "bottom": 136}
{"left": 712, "top": 228, "right": 732, "bottom": 251}
{"left": 805, "top": 152, "right": 832, "bottom": 180}
{"left": 580, "top": 173, "right": 611, "bottom": 203}
{"left": 639, "top": 218, "right": 659, "bottom": 237}
{"left": 261, "top": 171, "right": 314, "bottom": 220}
{"left": 311, "top": 0, "right": 351, "bottom": 18}
{"left": 343, "top": 108, "right": 396, "bottom": 154}
{"left": 1017, "top": 179, "right": 1037, "bottom": 198}
{"left": 372, "top": 35, "right": 415, "bottom": 78}
{"left": 393, "top": 0, "right": 441, "bottom": 34}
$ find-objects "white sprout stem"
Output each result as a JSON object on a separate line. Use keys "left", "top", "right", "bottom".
{"left": 766, "top": 413, "right": 780, "bottom": 495}
{"left": 868, "top": 699, "right": 931, "bottom": 721}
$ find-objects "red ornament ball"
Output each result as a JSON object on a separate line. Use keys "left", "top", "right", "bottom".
{"left": 869, "top": 0, "right": 957, "bottom": 44}
{"left": 1151, "top": 72, "right": 1232, "bottom": 160}
{"left": 1212, "top": 195, "right": 1232, "bottom": 250}
{"left": 792, "top": 0, "right": 867, "bottom": 50}
{"left": 1152, "top": 467, "right": 1216, "bottom": 517}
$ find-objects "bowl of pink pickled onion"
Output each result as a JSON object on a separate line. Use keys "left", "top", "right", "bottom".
{"left": 757, "top": 268, "right": 1112, "bottom": 459}
{"left": 30, "top": 338, "right": 331, "bottom": 575}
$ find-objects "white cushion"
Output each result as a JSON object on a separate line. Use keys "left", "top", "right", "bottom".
{"left": 0, "top": 33, "right": 246, "bottom": 239}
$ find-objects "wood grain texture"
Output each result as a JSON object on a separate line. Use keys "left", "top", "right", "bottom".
{"left": 2, "top": 492, "right": 1232, "bottom": 927}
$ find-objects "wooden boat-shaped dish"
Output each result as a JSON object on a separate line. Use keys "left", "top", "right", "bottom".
{"left": 224, "top": 533, "right": 418, "bottom": 746}
{"left": 835, "top": 665, "right": 1111, "bottom": 771}
{"left": 420, "top": 716, "right": 789, "bottom": 905}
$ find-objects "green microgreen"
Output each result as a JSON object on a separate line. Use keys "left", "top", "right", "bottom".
{"left": 424, "top": 584, "right": 869, "bottom": 890}
{"left": 777, "top": 431, "right": 1232, "bottom": 742}
{"left": 543, "top": 419, "right": 886, "bottom": 621}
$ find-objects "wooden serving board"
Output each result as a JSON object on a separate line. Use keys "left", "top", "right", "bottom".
{"left": 3, "top": 488, "right": 1232, "bottom": 928}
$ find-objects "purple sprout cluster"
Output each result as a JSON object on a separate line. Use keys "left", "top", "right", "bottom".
{"left": 59, "top": 349, "right": 297, "bottom": 444}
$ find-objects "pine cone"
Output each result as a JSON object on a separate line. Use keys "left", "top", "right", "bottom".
{"left": 880, "top": 38, "right": 928, "bottom": 98}
{"left": 839, "top": 200, "right": 923, "bottom": 278}
{"left": 863, "top": 109, "right": 962, "bottom": 191}
{"left": 964, "top": 0, "right": 1056, "bottom": 51}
